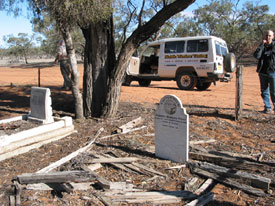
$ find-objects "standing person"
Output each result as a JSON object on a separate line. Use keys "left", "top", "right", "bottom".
{"left": 254, "top": 30, "right": 275, "bottom": 114}
{"left": 55, "top": 40, "right": 72, "bottom": 90}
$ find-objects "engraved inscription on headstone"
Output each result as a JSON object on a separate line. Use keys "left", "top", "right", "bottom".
{"left": 155, "top": 95, "right": 189, "bottom": 162}
{"left": 29, "top": 87, "right": 54, "bottom": 124}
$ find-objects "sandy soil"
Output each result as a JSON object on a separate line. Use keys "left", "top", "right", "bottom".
{"left": 0, "top": 63, "right": 264, "bottom": 112}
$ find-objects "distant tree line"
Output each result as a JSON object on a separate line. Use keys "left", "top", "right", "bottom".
{"left": 1, "top": 0, "right": 273, "bottom": 64}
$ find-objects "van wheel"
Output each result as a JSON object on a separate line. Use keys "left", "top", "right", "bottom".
{"left": 176, "top": 72, "right": 197, "bottom": 90}
{"left": 122, "top": 74, "right": 132, "bottom": 86}
{"left": 224, "top": 53, "right": 236, "bottom": 73}
{"left": 138, "top": 79, "right": 151, "bottom": 87}
{"left": 196, "top": 82, "right": 211, "bottom": 91}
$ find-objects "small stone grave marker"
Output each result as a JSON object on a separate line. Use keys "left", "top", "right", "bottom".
{"left": 28, "top": 87, "right": 54, "bottom": 124}
{"left": 155, "top": 95, "right": 189, "bottom": 162}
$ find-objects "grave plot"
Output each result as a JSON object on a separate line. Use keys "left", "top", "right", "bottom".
{"left": 0, "top": 87, "right": 76, "bottom": 162}
{"left": 6, "top": 96, "right": 274, "bottom": 206}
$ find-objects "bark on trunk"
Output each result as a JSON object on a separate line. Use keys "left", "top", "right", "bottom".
{"left": 82, "top": 0, "right": 194, "bottom": 118}
{"left": 82, "top": 17, "right": 115, "bottom": 118}
{"left": 62, "top": 28, "right": 84, "bottom": 119}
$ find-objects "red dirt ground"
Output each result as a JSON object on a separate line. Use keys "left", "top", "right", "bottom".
{"left": 0, "top": 64, "right": 264, "bottom": 111}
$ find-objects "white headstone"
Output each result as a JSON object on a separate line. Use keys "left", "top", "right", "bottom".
{"left": 155, "top": 95, "right": 189, "bottom": 162}
{"left": 28, "top": 87, "right": 54, "bottom": 124}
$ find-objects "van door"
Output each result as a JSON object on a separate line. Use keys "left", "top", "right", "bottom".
{"left": 127, "top": 56, "right": 140, "bottom": 75}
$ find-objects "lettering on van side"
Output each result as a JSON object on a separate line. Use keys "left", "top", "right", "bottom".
{"left": 196, "top": 65, "right": 211, "bottom": 70}
{"left": 165, "top": 54, "right": 208, "bottom": 59}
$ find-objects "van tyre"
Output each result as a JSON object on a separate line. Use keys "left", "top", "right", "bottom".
{"left": 122, "top": 74, "right": 132, "bottom": 86}
{"left": 176, "top": 72, "right": 197, "bottom": 90}
{"left": 224, "top": 53, "right": 236, "bottom": 73}
{"left": 196, "top": 82, "right": 211, "bottom": 91}
{"left": 138, "top": 79, "right": 151, "bottom": 87}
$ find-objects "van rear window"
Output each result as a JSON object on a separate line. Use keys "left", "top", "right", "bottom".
{"left": 165, "top": 41, "right": 185, "bottom": 53}
{"left": 187, "top": 39, "right": 208, "bottom": 52}
{"left": 215, "top": 41, "right": 228, "bottom": 56}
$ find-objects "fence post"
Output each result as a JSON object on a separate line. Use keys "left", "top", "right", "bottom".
{"left": 235, "top": 65, "right": 243, "bottom": 120}
{"left": 38, "top": 67, "right": 41, "bottom": 87}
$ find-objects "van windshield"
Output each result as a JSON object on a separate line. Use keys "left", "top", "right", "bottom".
{"left": 215, "top": 41, "right": 228, "bottom": 56}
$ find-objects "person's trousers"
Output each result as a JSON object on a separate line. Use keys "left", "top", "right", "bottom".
{"left": 259, "top": 71, "right": 275, "bottom": 111}
{"left": 59, "top": 60, "right": 72, "bottom": 88}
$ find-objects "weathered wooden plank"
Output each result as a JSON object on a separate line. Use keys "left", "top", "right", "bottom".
{"left": 86, "top": 157, "right": 139, "bottom": 164}
{"left": 189, "top": 162, "right": 271, "bottom": 190}
{"left": 184, "top": 177, "right": 200, "bottom": 191}
{"left": 81, "top": 165, "right": 111, "bottom": 189}
{"left": 131, "top": 162, "right": 167, "bottom": 177}
{"left": 17, "top": 171, "right": 97, "bottom": 184}
{"left": 105, "top": 190, "right": 196, "bottom": 204}
{"left": 116, "top": 117, "right": 144, "bottom": 134}
{"left": 190, "top": 139, "right": 216, "bottom": 145}
{"left": 92, "top": 192, "right": 115, "bottom": 206}
{"left": 186, "top": 192, "right": 214, "bottom": 206}
{"left": 26, "top": 182, "right": 93, "bottom": 191}
{"left": 194, "top": 178, "right": 214, "bottom": 195}
{"left": 93, "top": 153, "right": 138, "bottom": 174}
{"left": 189, "top": 152, "right": 270, "bottom": 171}
{"left": 105, "top": 151, "right": 166, "bottom": 177}
{"left": 189, "top": 165, "right": 267, "bottom": 197}
{"left": 86, "top": 163, "right": 102, "bottom": 171}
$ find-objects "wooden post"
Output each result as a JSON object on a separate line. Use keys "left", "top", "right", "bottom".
{"left": 235, "top": 65, "right": 243, "bottom": 120}
{"left": 38, "top": 67, "right": 41, "bottom": 87}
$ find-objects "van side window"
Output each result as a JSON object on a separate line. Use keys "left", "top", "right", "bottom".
{"left": 165, "top": 41, "right": 185, "bottom": 53}
{"left": 187, "top": 39, "right": 208, "bottom": 52}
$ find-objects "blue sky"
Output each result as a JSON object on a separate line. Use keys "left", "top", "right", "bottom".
{"left": 0, "top": 0, "right": 274, "bottom": 48}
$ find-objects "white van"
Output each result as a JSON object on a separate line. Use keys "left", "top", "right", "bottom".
{"left": 123, "top": 36, "right": 236, "bottom": 90}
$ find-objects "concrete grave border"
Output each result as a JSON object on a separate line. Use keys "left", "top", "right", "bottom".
{"left": 0, "top": 115, "right": 76, "bottom": 162}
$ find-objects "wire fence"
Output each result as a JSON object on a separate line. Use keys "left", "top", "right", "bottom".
{"left": 0, "top": 65, "right": 84, "bottom": 88}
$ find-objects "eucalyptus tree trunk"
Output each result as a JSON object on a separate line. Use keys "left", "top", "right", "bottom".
{"left": 62, "top": 28, "right": 84, "bottom": 119}
{"left": 82, "top": 0, "right": 194, "bottom": 118}
{"left": 82, "top": 17, "right": 115, "bottom": 118}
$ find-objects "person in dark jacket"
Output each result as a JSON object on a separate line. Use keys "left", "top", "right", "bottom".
{"left": 254, "top": 30, "right": 275, "bottom": 114}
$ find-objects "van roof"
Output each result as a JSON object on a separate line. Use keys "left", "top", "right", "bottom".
{"left": 148, "top": 36, "right": 226, "bottom": 46}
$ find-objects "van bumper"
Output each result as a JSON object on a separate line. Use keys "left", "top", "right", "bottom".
{"left": 207, "top": 72, "right": 233, "bottom": 82}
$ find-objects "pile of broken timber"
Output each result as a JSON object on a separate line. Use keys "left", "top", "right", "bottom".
{"left": 8, "top": 117, "right": 274, "bottom": 205}
{"left": 188, "top": 145, "right": 273, "bottom": 197}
